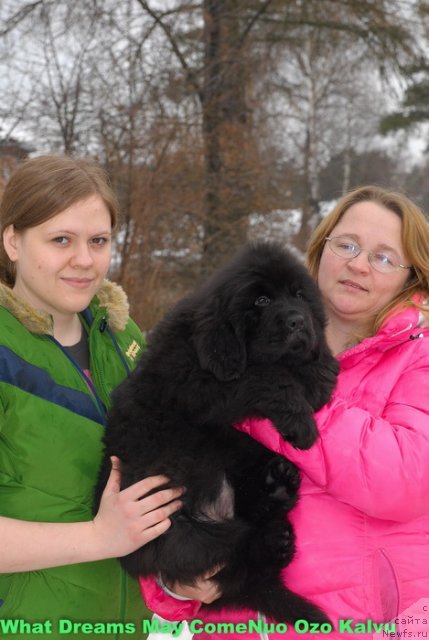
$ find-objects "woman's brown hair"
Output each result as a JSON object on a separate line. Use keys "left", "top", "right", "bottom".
{"left": 307, "top": 185, "right": 429, "bottom": 337}
{"left": 0, "top": 155, "right": 120, "bottom": 286}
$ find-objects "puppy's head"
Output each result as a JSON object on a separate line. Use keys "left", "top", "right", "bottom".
{"left": 192, "top": 242, "right": 328, "bottom": 381}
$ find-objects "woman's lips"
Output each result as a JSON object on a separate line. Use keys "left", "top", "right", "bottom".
{"left": 339, "top": 279, "right": 368, "bottom": 292}
{"left": 62, "top": 278, "right": 94, "bottom": 289}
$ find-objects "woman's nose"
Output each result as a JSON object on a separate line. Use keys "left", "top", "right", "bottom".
{"left": 70, "top": 242, "right": 94, "bottom": 267}
{"left": 347, "top": 251, "right": 370, "bottom": 273}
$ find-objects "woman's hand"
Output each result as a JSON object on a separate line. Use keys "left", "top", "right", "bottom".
{"left": 166, "top": 567, "right": 224, "bottom": 604}
{"left": 92, "top": 456, "right": 184, "bottom": 558}
{"left": 0, "top": 458, "right": 184, "bottom": 572}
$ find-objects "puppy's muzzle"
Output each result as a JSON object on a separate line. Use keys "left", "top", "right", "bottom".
{"left": 285, "top": 311, "right": 305, "bottom": 332}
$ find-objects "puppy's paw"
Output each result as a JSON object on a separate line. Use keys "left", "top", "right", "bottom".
{"left": 265, "top": 457, "right": 299, "bottom": 507}
{"left": 263, "top": 520, "right": 295, "bottom": 566}
{"left": 276, "top": 414, "right": 318, "bottom": 450}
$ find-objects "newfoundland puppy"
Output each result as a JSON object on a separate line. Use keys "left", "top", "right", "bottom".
{"left": 96, "top": 241, "right": 338, "bottom": 623}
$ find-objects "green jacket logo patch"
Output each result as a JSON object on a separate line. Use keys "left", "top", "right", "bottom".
{"left": 125, "top": 340, "right": 141, "bottom": 361}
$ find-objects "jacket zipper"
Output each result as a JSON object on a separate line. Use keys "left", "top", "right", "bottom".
{"left": 48, "top": 335, "right": 107, "bottom": 422}
{"left": 81, "top": 309, "right": 131, "bottom": 410}
{"left": 83, "top": 312, "right": 131, "bottom": 637}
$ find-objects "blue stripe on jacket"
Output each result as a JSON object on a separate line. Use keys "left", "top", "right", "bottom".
{"left": 0, "top": 345, "right": 105, "bottom": 426}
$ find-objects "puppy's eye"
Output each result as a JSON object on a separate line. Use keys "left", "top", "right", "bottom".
{"left": 254, "top": 295, "right": 271, "bottom": 307}
{"left": 294, "top": 290, "right": 304, "bottom": 299}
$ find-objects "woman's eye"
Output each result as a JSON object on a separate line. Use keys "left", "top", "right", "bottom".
{"left": 339, "top": 242, "right": 356, "bottom": 252}
{"left": 254, "top": 295, "right": 271, "bottom": 307}
{"left": 374, "top": 252, "right": 394, "bottom": 266}
{"left": 91, "top": 237, "right": 109, "bottom": 246}
{"left": 53, "top": 236, "right": 69, "bottom": 245}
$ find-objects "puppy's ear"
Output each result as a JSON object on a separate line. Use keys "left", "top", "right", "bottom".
{"left": 193, "top": 298, "right": 247, "bottom": 382}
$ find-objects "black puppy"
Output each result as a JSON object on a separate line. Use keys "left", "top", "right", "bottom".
{"left": 95, "top": 241, "right": 338, "bottom": 623}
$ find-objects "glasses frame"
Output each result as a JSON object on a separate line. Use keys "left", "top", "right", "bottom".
{"left": 324, "top": 236, "right": 412, "bottom": 274}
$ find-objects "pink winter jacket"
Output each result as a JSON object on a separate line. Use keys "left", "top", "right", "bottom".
{"left": 140, "top": 302, "right": 429, "bottom": 638}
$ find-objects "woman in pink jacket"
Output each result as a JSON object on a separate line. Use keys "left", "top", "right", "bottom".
{"left": 141, "top": 186, "right": 429, "bottom": 638}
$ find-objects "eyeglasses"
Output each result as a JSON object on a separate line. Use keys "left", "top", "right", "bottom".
{"left": 325, "top": 236, "right": 412, "bottom": 274}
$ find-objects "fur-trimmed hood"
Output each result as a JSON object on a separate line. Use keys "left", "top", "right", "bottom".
{"left": 0, "top": 279, "right": 130, "bottom": 335}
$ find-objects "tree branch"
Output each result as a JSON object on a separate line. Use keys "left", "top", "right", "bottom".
{"left": 134, "top": 0, "right": 203, "bottom": 102}
{"left": 0, "top": 0, "right": 46, "bottom": 36}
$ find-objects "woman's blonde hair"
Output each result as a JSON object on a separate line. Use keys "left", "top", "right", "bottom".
{"left": 0, "top": 155, "right": 120, "bottom": 286}
{"left": 307, "top": 185, "right": 429, "bottom": 337}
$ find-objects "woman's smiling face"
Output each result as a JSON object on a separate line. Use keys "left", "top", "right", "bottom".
{"left": 3, "top": 194, "right": 112, "bottom": 321}
{"left": 317, "top": 201, "right": 411, "bottom": 328}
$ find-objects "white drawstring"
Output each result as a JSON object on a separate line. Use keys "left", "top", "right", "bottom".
{"left": 258, "top": 612, "right": 270, "bottom": 640}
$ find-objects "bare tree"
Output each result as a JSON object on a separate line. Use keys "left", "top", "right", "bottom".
{"left": 265, "top": 29, "right": 384, "bottom": 251}
{"left": 0, "top": 0, "right": 425, "bottom": 327}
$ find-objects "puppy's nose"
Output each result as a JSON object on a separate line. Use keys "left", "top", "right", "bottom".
{"left": 286, "top": 311, "right": 305, "bottom": 331}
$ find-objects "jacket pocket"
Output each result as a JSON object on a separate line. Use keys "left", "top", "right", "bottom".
{"left": 373, "top": 548, "right": 400, "bottom": 621}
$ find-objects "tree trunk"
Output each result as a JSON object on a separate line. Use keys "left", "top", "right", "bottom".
{"left": 295, "top": 126, "right": 321, "bottom": 254}
{"left": 200, "top": 0, "right": 252, "bottom": 276}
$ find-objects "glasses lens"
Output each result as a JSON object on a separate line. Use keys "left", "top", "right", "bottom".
{"left": 328, "top": 237, "right": 359, "bottom": 258}
{"left": 368, "top": 252, "right": 399, "bottom": 273}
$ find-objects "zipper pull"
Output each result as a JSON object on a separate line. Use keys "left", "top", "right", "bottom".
{"left": 99, "top": 317, "right": 107, "bottom": 333}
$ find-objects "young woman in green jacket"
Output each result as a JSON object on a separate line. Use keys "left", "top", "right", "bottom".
{"left": 0, "top": 155, "right": 183, "bottom": 639}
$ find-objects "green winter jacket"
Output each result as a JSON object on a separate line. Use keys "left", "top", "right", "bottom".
{"left": 0, "top": 280, "right": 150, "bottom": 639}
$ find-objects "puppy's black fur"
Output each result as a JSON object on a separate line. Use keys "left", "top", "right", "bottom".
{"left": 95, "top": 241, "right": 338, "bottom": 623}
